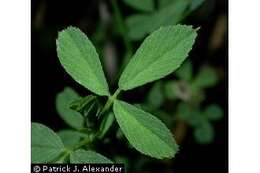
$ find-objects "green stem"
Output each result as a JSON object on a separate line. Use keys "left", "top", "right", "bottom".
{"left": 100, "top": 88, "right": 121, "bottom": 115}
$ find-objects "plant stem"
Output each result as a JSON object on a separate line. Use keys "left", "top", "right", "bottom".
{"left": 100, "top": 88, "right": 121, "bottom": 115}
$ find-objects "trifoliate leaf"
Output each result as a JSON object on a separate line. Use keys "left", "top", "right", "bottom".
{"left": 204, "top": 104, "right": 223, "bottom": 121}
{"left": 56, "top": 87, "right": 84, "bottom": 129}
{"left": 31, "top": 123, "right": 65, "bottom": 163}
{"left": 57, "top": 130, "right": 87, "bottom": 149}
{"left": 113, "top": 100, "right": 178, "bottom": 159}
{"left": 56, "top": 26, "right": 109, "bottom": 96}
{"left": 70, "top": 149, "right": 113, "bottom": 163}
{"left": 191, "top": 67, "right": 218, "bottom": 90}
{"left": 123, "top": 0, "right": 154, "bottom": 12}
{"left": 97, "top": 112, "right": 115, "bottom": 139}
{"left": 146, "top": 82, "right": 164, "bottom": 108}
{"left": 194, "top": 122, "right": 214, "bottom": 144}
{"left": 175, "top": 60, "right": 193, "bottom": 81}
{"left": 119, "top": 25, "right": 197, "bottom": 91}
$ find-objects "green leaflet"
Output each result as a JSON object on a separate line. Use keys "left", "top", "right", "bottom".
{"left": 191, "top": 67, "right": 218, "bottom": 90}
{"left": 204, "top": 104, "right": 223, "bottom": 121}
{"left": 123, "top": 0, "right": 154, "bottom": 12}
{"left": 70, "top": 149, "right": 113, "bottom": 163}
{"left": 119, "top": 25, "right": 198, "bottom": 91}
{"left": 31, "top": 123, "right": 65, "bottom": 163}
{"left": 58, "top": 130, "right": 87, "bottom": 149}
{"left": 113, "top": 100, "right": 178, "bottom": 159}
{"left": 175, "top": 60, "right": 193, "bottom": 81}
{"left": 56, "top": 87, "right": 84, "bottom": 129}
{"left": 126, "top": 1, "right": 189, "bottom": 41}
{"left": 56, "top": 26, "right": 109, "bottom": 96}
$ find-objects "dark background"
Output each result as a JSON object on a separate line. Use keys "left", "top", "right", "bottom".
{"left": 31, "top": 0, "right": 228, "bottom": 172}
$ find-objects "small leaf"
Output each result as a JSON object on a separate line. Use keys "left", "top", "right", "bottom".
{"left": 31, "top": 123, "right": 65, "bottom": 163}
{"left": 193, "top": 122, "right": 214, "bottom": 144}
{"left": 191, "top": 67, "right": 218, "bottom": 90}
{"left": 119, "top": 25, "right": 197, "bottom": 91}
{"left": 97, "top": 112, "right": 115, "bottom": 139}
{"left": 56, "top": 26, "right": 109, "bottom": 96}
{"left": 56, "top": 87, "right": 84, "bottom": 129}
{"left": 123, "top": 0, "right": 154, "bottom": 12}
{"left": 58, "top": 130, "right": 87, "bottom": 149}
{"left": 175, "top": 60, "right": 193, "bottom": 81}
{"left": 70, "top": 149, "right": 113, "bottom": 163}
{"left": 204, "top": 104, "right": 223, "bottom": 121}
{"left": 113, "top": 100, "right": 178, "bottom": 159}
{"left": 146, "top": 82, "right": 164, "bottom": 108}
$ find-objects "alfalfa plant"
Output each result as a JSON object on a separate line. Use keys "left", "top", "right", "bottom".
{"left": 31, "top": 24, "right": 198, "bottom": 163}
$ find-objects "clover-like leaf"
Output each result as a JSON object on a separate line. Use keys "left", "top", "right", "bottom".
{"left": 113, "top": 100, "right": 178, "bottom": 159}
{"left": 56, "top": 26, "right": 109, "bottom": 96}
{"left": 31, "top": 123, "right": 65, "bottom": 163}
{"left": 56, "top": 87, "right": 85, "bottom": 129}
{"left": 70, "top": 149, "right": 113, "bottom": 163}
{"left": 119, "top": 25, "right": 198, "bottom": 91}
